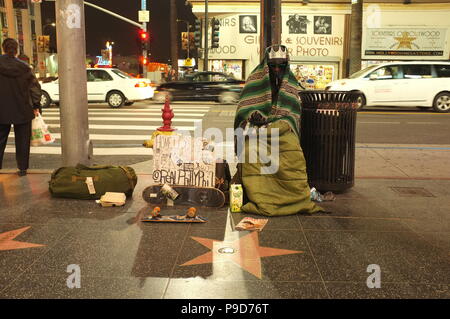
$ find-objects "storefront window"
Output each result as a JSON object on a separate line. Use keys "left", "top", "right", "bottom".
{"left": 0, "top": 11, "right": 7, "bottom": 28}
{"left": 210, "top": 60, "right": 243, "bottom": 80}
{"left": 15, "top": 10, "right": 24, "bottom": 53}
{"left": 290, "top": 63, "right": 336, "bottom": 89}
{"left": 28, "top": 0, "right": 34, "bottom": 16}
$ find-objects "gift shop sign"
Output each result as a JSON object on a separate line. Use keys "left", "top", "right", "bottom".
{"left": 208, "top": 14, "right": 345, "bottom": 60}
{"left": 363, "top": 28, "right": 448, "bottom": 59}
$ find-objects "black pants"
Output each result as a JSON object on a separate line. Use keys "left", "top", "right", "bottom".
{"left": 0, "top": 122, "right": 32, "bottom": 170}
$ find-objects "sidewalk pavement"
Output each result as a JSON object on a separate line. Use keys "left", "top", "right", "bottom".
{"left": 0, "top": 144, "right": 449, "bottom": 299}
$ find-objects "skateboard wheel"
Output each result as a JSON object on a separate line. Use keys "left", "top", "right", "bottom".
{"left": 186, "top": 207, "right": 197, "bottom": 218}
{"left": 150, "top": 207, "right": 161, "bottom": 218}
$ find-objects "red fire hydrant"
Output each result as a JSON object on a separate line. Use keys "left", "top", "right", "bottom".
{"left": 143, "top": 94, "right": 177, "bottom": 148}
{"left": 157, "top": 94, "right": 176, "bottom": 132}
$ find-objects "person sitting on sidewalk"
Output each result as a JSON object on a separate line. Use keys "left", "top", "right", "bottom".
{"left": 232, "top": 45, "right": 323, "bottom": 216}
{"left": 0, "top": 38, "right": 42, "bottom": 176}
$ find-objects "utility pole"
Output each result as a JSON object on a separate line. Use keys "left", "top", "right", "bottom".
{"left": 55, "top": 0, "right": 92, "bottom": 166}
{"left": 272, "top": 0, "right": 281, "bottom": 45}
{"left": 170, "top": 0, "right": 179, "bottom": 78}
{"left": 203, "top": 0, "right": 208, "bottom": 71}
{"left": 141, "top": 0, "right": 148, "bottom": 78}
{"left": 349, "top": 0, "right": 363, "bottom": 76}
{"left": 260, "top": 0, "right": 281, "bottom": 61}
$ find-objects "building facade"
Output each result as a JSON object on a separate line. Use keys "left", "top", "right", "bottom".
{"left": 0, "top": 0, "right": 43, "bottom": 75}
{"left": 190, "top": 0, "right": 450, "bottom": 89}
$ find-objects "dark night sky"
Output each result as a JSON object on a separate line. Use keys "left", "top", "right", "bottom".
{"left": 41, "top": 0, "right": 195, "bottom": 62}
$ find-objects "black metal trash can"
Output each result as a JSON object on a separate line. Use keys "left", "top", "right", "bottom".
{"left": 299, "top": 90, "right": 359, "bottom": 193}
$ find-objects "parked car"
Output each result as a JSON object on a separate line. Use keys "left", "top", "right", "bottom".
{"left": 325, "top": 61, "right": 450, "bottom": 113}
{"left": 39, "top": 68, "right": 155, "bottom": 108}
{"left": 153, "top": 71, "right": 245, "bottom": 104}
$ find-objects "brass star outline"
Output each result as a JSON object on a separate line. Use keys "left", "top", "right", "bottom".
{"left": 394, "top": 32, "right": 417, "bottom": 49}
{"left": 0, "top": 226, "right": 45, "bottom": 251}
{"left": 180, "top": 231, "right": 303, "bottom": 279}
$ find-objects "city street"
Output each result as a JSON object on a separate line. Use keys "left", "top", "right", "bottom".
{"left": 2, "top": 101, "right": 450, "bottom": 172}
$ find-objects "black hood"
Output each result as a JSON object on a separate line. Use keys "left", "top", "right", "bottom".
{"left": 0, "top": 55, "right": 31, "bottom": 78}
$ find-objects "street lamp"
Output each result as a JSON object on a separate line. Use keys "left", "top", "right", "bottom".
{"left": 43, "top": 22, "right": 56, "bottom": 32}
{"left": 177, "top": 19, "right": 191, "bottom": 59}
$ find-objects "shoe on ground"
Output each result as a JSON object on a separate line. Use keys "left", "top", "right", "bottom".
{"left": 17, "top": 170, "right": 27, "bottom": 177}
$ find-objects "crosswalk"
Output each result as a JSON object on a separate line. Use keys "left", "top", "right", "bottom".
{"left": 6, "top": 105, "right": 211, "bottom": 156}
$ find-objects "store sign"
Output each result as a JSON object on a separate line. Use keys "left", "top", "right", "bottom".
{"left": 208, "top": 13, "right": 345, "bottom": 61}
{"left": 152, "top": 135, "right": 215, "bottom": 188}
{"left": 138, "top": 10, "right": 150, "bottom": 23}
{"left": 363, "top": 28, "right": 448, "bottom": 59}
{"left": 178, "top": 58, "right": 196, "bottom": 67}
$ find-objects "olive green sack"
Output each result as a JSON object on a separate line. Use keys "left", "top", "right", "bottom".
{"left": 49, "top": 164, "right": 138, "bottom": 199}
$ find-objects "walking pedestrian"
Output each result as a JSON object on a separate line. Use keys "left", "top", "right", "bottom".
{"left": 0, "top": 38, "right": 42, "bottom": 176}
{"left": 167, "top": 68, "right": 177, "bottom": 82}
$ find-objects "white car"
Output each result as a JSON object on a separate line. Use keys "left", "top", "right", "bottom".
{"left": 325, "top": 61, "right": 450, "bottom": 113}
{"left": 40, "top": 68, "right": 154, "bottom": 108}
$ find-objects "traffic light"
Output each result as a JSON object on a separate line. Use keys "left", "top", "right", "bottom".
{"left": 139, "top": 29, "right": 149, "bottom": 50}
{"left": 12, "top": 0, "right": 28, "bottom": 9}
{"left": 211, "top": 18, "right": 220, "bottom": 49}
{"left": 194, "top": 19, "right": 202, "bottom": 48}
{"left": 140, "top": 55, "right": 149, "bottom": 66}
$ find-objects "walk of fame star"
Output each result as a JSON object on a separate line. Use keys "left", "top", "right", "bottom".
{"left": 394, "top": 32, "right": 417, "bottom": 49}
{"left": 180, "top": 231, "right": 303, "bottom": 279}
{"left": 0, "top": 226, "right": 45, "bottom": 251}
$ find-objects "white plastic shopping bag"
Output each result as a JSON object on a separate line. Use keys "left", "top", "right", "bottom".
{"left": 31, "top": 114, "right": 55, "bottom": 146}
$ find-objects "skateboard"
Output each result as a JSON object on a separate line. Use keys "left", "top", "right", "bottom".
{"left": 141, "top": 207, "right": 207, "bottom": 223}
{"left": 141, "top": 215, "right": 207, "bottom": 223}
{"left": 142, "top": 184, "right": 225, "bottom": 208}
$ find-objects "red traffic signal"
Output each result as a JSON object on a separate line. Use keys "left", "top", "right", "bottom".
{"left": 139, "top": 30, "right": 149, "bottom": 42}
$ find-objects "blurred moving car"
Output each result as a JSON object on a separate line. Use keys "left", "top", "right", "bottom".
{"left": 40, "top": 68, "right": 155, "bottom": 108}
{"left": 325, "top": 61, "right": 450, "bottom": 113}
{"left": 153, "top": 71, "right": 245, "bottom": 104}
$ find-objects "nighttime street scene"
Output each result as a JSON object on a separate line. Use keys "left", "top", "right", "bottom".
{"left": 0, "top": 0, "right": 449, "bottom": 308}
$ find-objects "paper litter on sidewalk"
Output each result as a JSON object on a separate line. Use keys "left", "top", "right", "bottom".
{"left": 235, "top": 217, "right": 268, "bottom": 232}
{"left": 96, "top": 192, "right": 126, "bottom": 207}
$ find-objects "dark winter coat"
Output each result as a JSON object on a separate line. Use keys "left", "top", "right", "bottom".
{"left": 0, "top": 55, "right": 42, "bottom": 124}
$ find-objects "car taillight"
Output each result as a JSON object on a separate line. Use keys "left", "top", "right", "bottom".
{"left": 135, "top": 82, "right": 148, "bottom": 88}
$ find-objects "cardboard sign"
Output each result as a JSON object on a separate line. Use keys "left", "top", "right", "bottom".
{"left": 152, "top": 135, "right": 216, "bottom": 188}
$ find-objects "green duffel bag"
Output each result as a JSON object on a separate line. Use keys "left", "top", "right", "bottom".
{"left": 49, "top": 164, "right": 138, "bottom": 200}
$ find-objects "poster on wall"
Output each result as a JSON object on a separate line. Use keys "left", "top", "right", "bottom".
{"left": 286, "top": 15, "right": 310, "bottom": 34}
{"left": 314, "top": 16, "right": 332, "bottom": 35}
{"left": 290, "top": 63, "right": 336, "bottom": 90}
{"left": 363, "top": 28, "right": 448, "bottom": 59}
{"left": 239, "top": 15, "right": 257, "bottom": 34}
